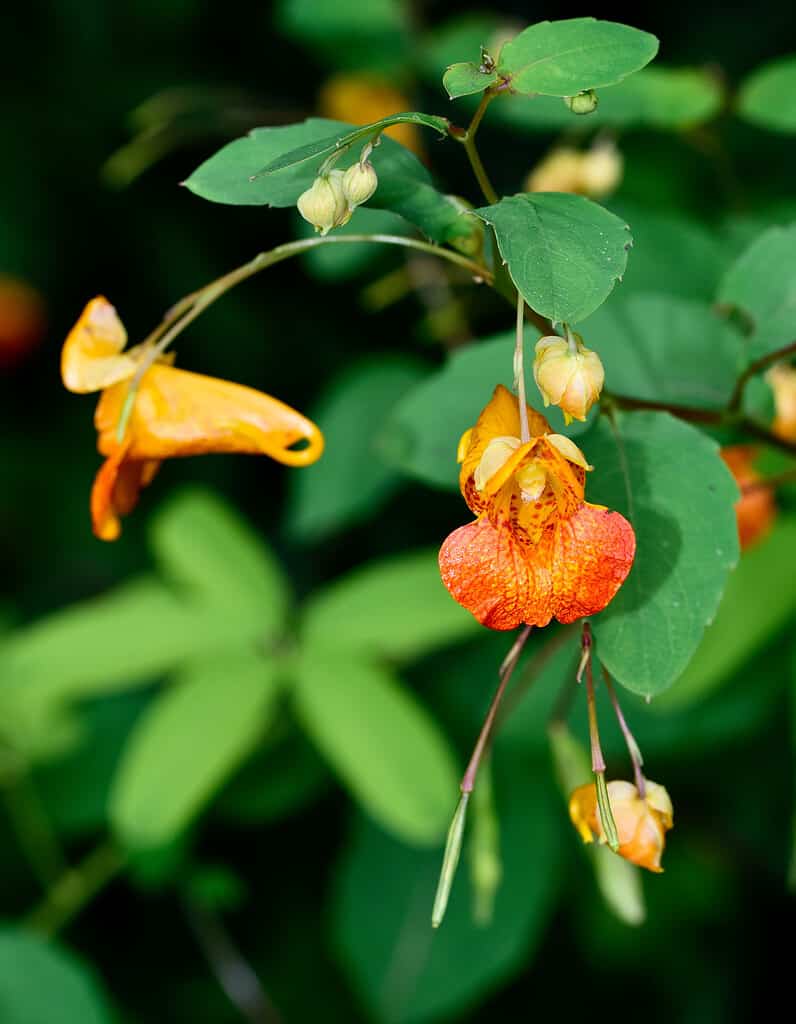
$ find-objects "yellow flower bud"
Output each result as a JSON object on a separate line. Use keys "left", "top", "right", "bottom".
{"left": 569, "top": 779, "right": 673, "bottom": 873}
{"left": 533, "top": 333, "right": 604, "bottom": 425}
{"left": 297, "top": 171, "right": 349, "bottom": 236}
{"left": 342, "top": 160, "right": 378, "bottom": 209}
{"left": 524, "top": 147, "right": 584, "bottom": 194}
{"left": 579, "top": 143, "right": 623, "bottom": 198}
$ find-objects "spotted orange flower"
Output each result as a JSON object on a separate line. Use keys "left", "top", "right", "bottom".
{"left": 438, "top": 385, "right": 635, "bottom": 629}
{"left": 720, "top": 445, "right": 775, "bottom": 551}
{"left": 569, "top": 779, "right": 673, "bottom": 873}
{"left": 62, "top": 297, "right": 324, "bottom": 540}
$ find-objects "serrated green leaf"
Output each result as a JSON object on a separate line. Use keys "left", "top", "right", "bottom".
{"left": 332, "top": 761, "right": 560, "bottom": 1023}
{"left": 717, "top": 223, "right": 796, "bottom": 360}
{"left": 657, "top": 520, "right": 796, "bottom": 709}
{"left": 110, "top": 653, "right": 281, "bottom": 850}
{"left": 300, "top": 549, "right": 479, "bottom": 660}
{"left": 285, "top": 356, "right": 428, "bottom": 541}
{"left": 475, "top": 192, "right": 631, "bottom": 323}
{"left": 442, "top": 62, "right": 498, "bottom": 99}
{"left": 587, "top": 412, "right": 740, "bottom": 696}
{"left": 0, "top": 929, "right": 114, "bottom": 1024}
{"left": 293, "top": 652, "right": 458, "bottom": 844}
{"left": 381, "top": 330, "right": 593, "bottom": 491}
{"left": 493, "top": 67, "right": 721, "bottom": 130}
{"left": 497, "top": 18, "right": 658, "bottom": 97}
{"left": 150, "top": 488, "right": 290, "bottom": 640}
{"left": 738, "top": 55, "right": 796, "bottom": 133}
{"left": 583, "top": 293, "right": 744, "bottom": 408}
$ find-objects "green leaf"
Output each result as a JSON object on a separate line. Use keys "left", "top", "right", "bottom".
{"left": 442, "top": 62, "right": 498, "bottom": 100}
{"left": 256, "top": 114, "right": 449, "bottom": 176}
{"left": 184, "top": 117, "right": 468, "bottom": 244}
{"left": 582, "top": 293, "right": 744, "bottom": 408}
{"left": 285, "top": 355, "right": 428, "bottom": 541}
{"left": 475, "top": 193, "right": 631, "bottom": 323}
{"left": 300, "top": 549, "right": 479, "bottom": 660}
{"left": 738, "top": 56, "right": 796, "bottom": 133}
{"left": 382, "top": 330, "right": 593, "bottom": 491}
{"left": 419, "top": 13, "right": 509, "bottom": 79}
{"left": 0, "top": 929, "right": 113, "bottom": 1024}
{"left": 497, "top": 18, "right": 658, "bottom": 97}
{"left": 150, "top": 488, "right": 290, "bottom": 641}
{"left": 587, "top": 412, "right": 740, "bottom": 696}
{"left": 717, "top": 223, "right": 796, "bottom": 360}
{"left": 110, "top": 653, "right": 281, "bottom": 850}
{"left": 333, "top": 762, "right": 560, "bottom": 1023}
{"left": 293, "top": 652, "right": 458, "bottom": 844}
{"left": 493, "top": 67, "right": 721, "bottom": 130}
{"left": 656, "top": 520, "right": 796, "bottom": 709}
{"left": 275, "top": 0, "right": 411, "bottom": 70}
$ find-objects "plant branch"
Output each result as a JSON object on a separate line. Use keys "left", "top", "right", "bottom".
{"left": 515, "top": 295, "right": 530, "bottom": 442}
{"left": 602, "top": 666, "right": 645, "bottom": 798}
{"left": 453, "top": 90, "right": 499, "bottom": 205}
{"left": 727, "top": 339, "right": 796, "bottom": 414}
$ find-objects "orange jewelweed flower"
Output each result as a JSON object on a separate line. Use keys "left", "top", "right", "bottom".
{"left": 438, "top": 385, "right": 635, "bottom": 629}
{"left": 720, "top": 446, "right": 775, "bottom": 551}
{"left": 569, "top": 779, "right": 673, "bottom": 873}
{"left": 63, "top": 297, "right": 324, "bottom": 541}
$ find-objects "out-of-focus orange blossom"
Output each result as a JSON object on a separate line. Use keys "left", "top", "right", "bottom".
{"left": 720, "top": 445, "right": 776, "bottom": 550}
{"left": 318, "top": 73, "right": 423, "bottom": 156}
{"left": 0, "top": 275, "right": 46, "bottom": 369}
{"left": 768, "top": 363, "right": 796, "bottom": 443}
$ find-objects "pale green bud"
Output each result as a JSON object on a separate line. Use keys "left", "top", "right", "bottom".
{"left": 341, "top": 160, "right": 378, "bottom": 209}
{"left": 297, "top": 171, "right": 349, "bottom": 235}
{"left": 564, "top": 89, "right": 598, "bottom": 115}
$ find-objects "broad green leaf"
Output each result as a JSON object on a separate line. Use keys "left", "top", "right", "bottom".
{"left": 333, "top": 763, "right": 560, "bottom": 1023}
{"left": 300, "top": 549, "right": 479, "bottom": 660}
{"left": 657, "top": 520, "right": 796, "bottom": 709}
{"left": 497, "top": 18, "right": 658, "bottom": 97}
{"left": 493, "top": 67, "right": 721, "bottom": 130}
{"left": 285, "top": 356, "right": 428, "bottom": 541}
{"left": 110, "top": 653, "right": 281, "bottom": 850}
{"left": 475, "top": 193, "right": 631, "bottom": 323}
{"left": 442, "top": 62, "right": 498, "bottom": 100}
{"left": 381, "top": 330, "right": 593, "bottom": 490}
{"left": 738, "top": 56, "right": 796, "bottom": 133}
{"left": 717, "top": 223, "right": 796, "bottom": 360}
{"left": 582, "top": 293, "right": 744, "bottom": 408}
{"left": 185, "top": 118, "right": 467, "bottom": 244}
{"left": 587, "top": 412, "right": 740, "bottom": 696}
{"left": 294, "top": 206, "right": 408, "bottom": 280}
{"left": 150, "top": 488, "right": 290, "bottom": 640}
{"left": 0, "top": 929, "right": 113, "bottom": 1024}
{"left": 256, "top": 114, "right": 449, "bottom": 176}
{"left": 293, "top": 652, "right": 458, "bottom": 844}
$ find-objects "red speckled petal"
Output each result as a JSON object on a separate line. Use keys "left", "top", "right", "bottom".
{"left": 549, "top": 503, "right": 636, "bottom": 622}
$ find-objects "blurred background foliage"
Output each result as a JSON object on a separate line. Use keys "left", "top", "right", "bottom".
{"left": 2, "top": 1, "right": 796, "bottom": 1021}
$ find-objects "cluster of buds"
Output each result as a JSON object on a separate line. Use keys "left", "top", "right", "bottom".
{"left": 297, "top": 145, "right": 379, "bottom": 237}
{"left": 533, "top": 330, "right": 605, "bottom": 424}
{"left": 525, "top": 141, "right": 623, "bottom": 199}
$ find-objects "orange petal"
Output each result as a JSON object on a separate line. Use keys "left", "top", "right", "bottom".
{"left": 61, "top": 297, "right": 141, "bottom": 394}
{"left": 439, "top": 517, "right": 553, "bottom": 629}
{"left": 549, "top": 503, "right": 636, "bottom": 622}
{"left": 90, "top": 444, "right": 161, "bottom": 541}
{"left": 95, "top": 364, "right": 324, "bottom": 467}
{"left": 720, "top": 446, "right": 776, "bottom": 550}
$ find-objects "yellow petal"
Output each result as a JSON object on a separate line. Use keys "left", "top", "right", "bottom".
{"left": 61, "top": 297, "right": 140, "bottom": 393}
{"left": 546, "top": 433, "right": 593, "bottom": 470}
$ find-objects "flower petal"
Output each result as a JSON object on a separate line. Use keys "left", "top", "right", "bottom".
{"left": 95, "top": 365, "right": 324, "bottom": 467}
{"left": 61, "top": 297, "right": 141, "bottom": 394}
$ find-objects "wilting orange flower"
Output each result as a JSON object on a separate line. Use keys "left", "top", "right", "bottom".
{"left": 720, "top": 445, "right": 775, "bottom": 550}
{"left": 438, "top": 385, "right": 635, "bottom": 629}
{"left": 63, "top": 297, "right": 324, "bottom": 540}
{"left": 569, "top": 779, "right": 673, "bottom": 873}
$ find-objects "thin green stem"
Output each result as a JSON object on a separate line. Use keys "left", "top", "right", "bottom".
{"left": 582, "top": 624, "right": 619, "bottom": 852}
{"left": 0, "top": 764, "right": 66, "bottom": 889}
{"left": 455, "top": 90, "right": 499, "bottom": 205}
{"left": 602, "top": 666, "right": 645, "bottom": 798}
{"left": 728, "top": 339, "right": 796, "bottom": 414}
{"left": 25, "top": 840, "right": 125, "bottom": 938}
{"left": 514, "top": 294, "right": 530, "bottom": 442}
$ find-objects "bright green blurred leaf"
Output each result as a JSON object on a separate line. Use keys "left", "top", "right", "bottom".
{"left": 286, "top": 356, "right": 428, "bottom": 541}
{"left": 293, "top": 652, "right": 458, "bottom": 844}
{"left": 497, "top": 18, "right": 658, "bottom": 96}
{"left": 150, "top": 488, "right": 290, "bottom": 640}
{"left": 276, "top": 0, "right": 411, "bottom": 70}
{"left": 738, "top": 55, "right": 796, "bottom": 133}
{"left": 657, "top": 520, "right": 796, "bottom": 709}
{"left": 475, "top": 193, "right": 631, "bottom": 323}
{"left": 300, "top": 549, "right": 479, "bottom": 659}
{"left": 0, "top": 929, "right": 113, "bottom": 1024}
{"left": 717, "top": 222, "right": 796, "bottom": 360}
{"left": 333, "top": 763, "right": 560, "bottom": 1023}
{"left": 442, "top": 62, "right": 497, "bottom": 100}
{"left": 588, "top": 412, "right": 740, "bottom": 696}
{"left": 382, "top": 330, "right": 593, "bottom": 490}
{"left": 110, "top": 653, "right": 282, "bottom": 850}
{"left": 583, "top": 293, "right": 744, "bottom": 407}
{"left": 419, "top": 13, "right": 508, "bottom": 78}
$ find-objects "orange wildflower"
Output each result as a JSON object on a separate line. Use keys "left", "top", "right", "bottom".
{"left": 63, "top": 297, "right": 324, "bottom": 540}
{"left": 569, "top": 779, "right": 673, "bottom": 873}
{"left": 720, "top": 446, "right": 775, "bottom": 550}
{"left": 439, "top": 386, "right": 635, "bottom": 629}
